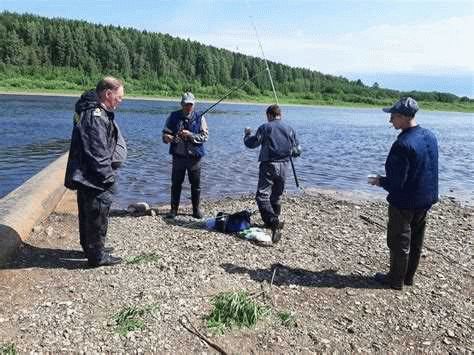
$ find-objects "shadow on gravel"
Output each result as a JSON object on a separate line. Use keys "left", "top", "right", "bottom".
{"left": 109, "top": 209, "right": 194, "bottom": 218}
{"left": 162, "top": 216, "right": 207, "bottom": 230}
{"left": 1, "top": 243, "right": 86, "bottom": 270}
{"left": 221, "top": 262, "right": 383, "bottom": 289}
{"left": 162, "top": 218, "right": 273, "bottom": 246}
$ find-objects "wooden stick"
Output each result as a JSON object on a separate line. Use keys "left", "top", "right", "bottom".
{"left": 180, "top": 315, "right": 228, "bottom": 355}
{"left": 359, "top": 215, "right": 385, "bottom": 230}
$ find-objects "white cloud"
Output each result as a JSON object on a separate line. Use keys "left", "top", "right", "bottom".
{"left": 175, "top": 15, "right": 474, "bottom": 76}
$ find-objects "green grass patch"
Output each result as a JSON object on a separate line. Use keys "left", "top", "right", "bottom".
{"left": 206, "top": 291, "right": 270, "bottom": 334}
{"left": 0, "top": 343, "right": 16, "bottom": 355}
{"left": 114, "top": 304, "right": 159, "bottom": 336}
{"left": 276, "top": 311, "right": 297, "bottom": 328}
{"left": 126, "top": 253, "right": 160, "bottom": 265}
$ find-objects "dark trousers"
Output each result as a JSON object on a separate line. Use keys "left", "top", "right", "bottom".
{"left": 171, "top": 155, "right": 201, "bottom": 209}
{"left": 256, "top": 161, "right": 288, "bottom": 226}
{"left": 77, "top": 185, "right": 115, "bottom": 264}
{"left": 387, "top": 204, "right": 428, "bottom": 282}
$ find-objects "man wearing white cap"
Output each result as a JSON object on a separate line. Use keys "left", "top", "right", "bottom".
{"left": 369, "top": 97, "right": 439, "bottom": 290}
{"left": 162, "top": 92, "right": 209, "bottom": 219}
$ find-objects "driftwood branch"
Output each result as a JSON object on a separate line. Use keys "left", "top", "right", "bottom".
{"left": 180, "top": 315, "right": 228, "bottom": 355}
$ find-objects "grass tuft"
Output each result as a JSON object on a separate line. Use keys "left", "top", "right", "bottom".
{"left": 206, "top": 291, "right": 269, "bottom": 334}
{"left": 277, "top": 311, "right": 297, "bottom": 328}
{"left": 0, "top": 343, "right": 16, "bottom": 355}
{"left": 126, "top": 253, "right": 160, "bottom": 265}
{"left": 114, "top": 304, "right": 159, "bottom": 336}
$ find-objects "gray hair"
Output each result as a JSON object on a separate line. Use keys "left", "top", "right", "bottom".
{"left": 96, "top": 76, "right": 123, "bottom": 98}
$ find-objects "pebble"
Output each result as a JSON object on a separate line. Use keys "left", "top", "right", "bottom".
{"left": 46, "top": 226, "right": 54, "bottom": 237}
{"left": 2, "top": 194, "right": 470, "bottom": 353}
{"left": 127, "top": 202, "right": 150, "bottom": 213}
{"left": 33, "top": 225, "right": 43, "bottom": 233}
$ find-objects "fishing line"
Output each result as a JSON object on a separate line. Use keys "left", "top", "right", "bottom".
{"left": 248, "top": 14, "right": 279, "bottom": 105}
{"left": 200, "top": 67, "right": 267, "bottom": 116}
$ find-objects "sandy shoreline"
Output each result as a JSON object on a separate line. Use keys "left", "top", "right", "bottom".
{"left": 0, "top": 190, "right": 472, "bottom": 353}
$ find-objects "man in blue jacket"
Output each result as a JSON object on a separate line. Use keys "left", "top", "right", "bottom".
{"left": 244, "top": 104, "right": 300, "bottom": 244}
{"left": 65, "top": 76, "right": 126, "bottom": 267}
{"left": 162, "top": 92, "right": 208, "bottom": 219}
{"left": 369, "top": 97, "right": 438, "bottom": 290}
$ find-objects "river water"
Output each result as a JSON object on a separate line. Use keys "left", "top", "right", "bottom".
{"left": 0, "top": 94, "right": 472, "bottom": 207}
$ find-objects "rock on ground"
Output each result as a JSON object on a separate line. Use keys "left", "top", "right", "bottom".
{"left": 0, "top": 191, "right": 472, "bottom": 353}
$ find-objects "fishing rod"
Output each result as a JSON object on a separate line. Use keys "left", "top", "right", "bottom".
{"left": 248, "top": 15, "right": 301, "bottom": 190}
{"left": 199, "top": 67, "right": 267, "bottom": 117}
{"left": 249, "top": 16, "right": 279, "bottom": 106}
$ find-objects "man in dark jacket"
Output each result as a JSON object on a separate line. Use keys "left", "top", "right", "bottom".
{"left": 369, "top": 97, "right": 438, "bottom": 290}
{"left": 65, "top": 76, "right": 126, "bottom": 267}
{"left": 162, "top": 92, "right": 208, "bottom": 219}
{"left": 244, "top": 104, "right": 300, "bottom": 244}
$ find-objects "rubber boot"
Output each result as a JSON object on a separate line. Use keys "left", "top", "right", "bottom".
{"left": 272, "top": 203, "right": 281, "bottom": 217}
{"left": 271, "top": 218, "right": 285, "bottom": 244}
{"left": 166, "top": 204, "right": 179, "bottom": 219}
{"left": 389, "top": 253, "right": 409, "bottom": 290}
{"left": 257, "top": 200, "right": 276, "bottom": 228}
{"left": 405, "top": 249, "right": 422, "bottom": 286}
{"left": 191, "top": 189, "right": 203, "bottom": 219}
{"left": 167, "top": 183, "right": 182, "bottom": 219}
{"left": 374, "top": 252, "right": 400, "bottom": 290}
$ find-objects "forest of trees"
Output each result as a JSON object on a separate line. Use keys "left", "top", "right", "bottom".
{"left": 0, "top": 11, "right": 472, "bottom": 109}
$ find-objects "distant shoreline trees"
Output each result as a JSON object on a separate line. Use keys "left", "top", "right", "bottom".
{"left": 0, "top": 11, "right": 472, "bottom": 107}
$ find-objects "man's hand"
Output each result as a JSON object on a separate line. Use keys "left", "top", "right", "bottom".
{"left": 163, "top": 134, "right": 174, "bottom": 144}
{"left": 244, "top": 127, "right": 252, "bottom": 136}
{"left": 178, "top": 129, "right": 193, "bottom": 140}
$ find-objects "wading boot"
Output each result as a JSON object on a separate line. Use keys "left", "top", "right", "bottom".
{"left": 191, "top": 190, "right": 203, "bottom": 219}
{"left": 272, "top": 203, "right": 281, "bottom": 217}
{"left": 375, "top": 253, "right": 408, "bottom": 290}
{"left": 88, "top": 254, "right": 122, "bottom": 268}
{"left": 405, "top": 249, "right": 422, "bottom": 286}
{"left": 271, "top": 219, "right": 285, "bottom": 244}
{"left": 166, "top": 205, "right": 179, "bottom": 219}
{"left": 81, "top": 246, "right": 114, "bottom": 258}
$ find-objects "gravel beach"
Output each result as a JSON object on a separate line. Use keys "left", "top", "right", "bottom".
{"left": 0, "top": 190, "right": 472, "bottom": 353}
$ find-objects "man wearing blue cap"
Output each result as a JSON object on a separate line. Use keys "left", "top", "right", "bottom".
{"left": 162, "top": 92, "right": 208, "bottom": 219}
{"left": 368, "top": 97, "right": 439, "bottom": 290}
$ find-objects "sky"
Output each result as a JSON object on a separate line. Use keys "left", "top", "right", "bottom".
{"left": 1, "top": 0, "right": 473, "bottom": 97}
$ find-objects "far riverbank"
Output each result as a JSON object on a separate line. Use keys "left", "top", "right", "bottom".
{"left": 1, "top": 88, "right": 473, "bottom": 113}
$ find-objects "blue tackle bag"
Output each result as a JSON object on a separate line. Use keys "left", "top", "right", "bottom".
{"left": 206, "top": 210, "right": 252, "bottom": 233}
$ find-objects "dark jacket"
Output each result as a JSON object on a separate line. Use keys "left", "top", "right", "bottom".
{"left": 244, "top": 120, "right": 299, "bottom": 162}
{"left": 65, "top": 90, "right": 122, "bottom": 191}
{"left": 162, "top": 110, "right": 208, "bottom": 158}
{"left": 380, "top": 125, "right": 438, "bottom": 209}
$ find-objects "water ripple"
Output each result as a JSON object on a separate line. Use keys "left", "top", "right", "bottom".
{"left": 0, "top": 95, "right": 473, "bottom": 206}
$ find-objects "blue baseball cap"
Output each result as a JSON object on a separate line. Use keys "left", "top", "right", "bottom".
{"left": 383, "top": 97, "right": 419, "bottom": 117}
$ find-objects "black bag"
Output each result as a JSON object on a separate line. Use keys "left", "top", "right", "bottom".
{"left": 214, "top": 210, "right": 252, "bottom": 233}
